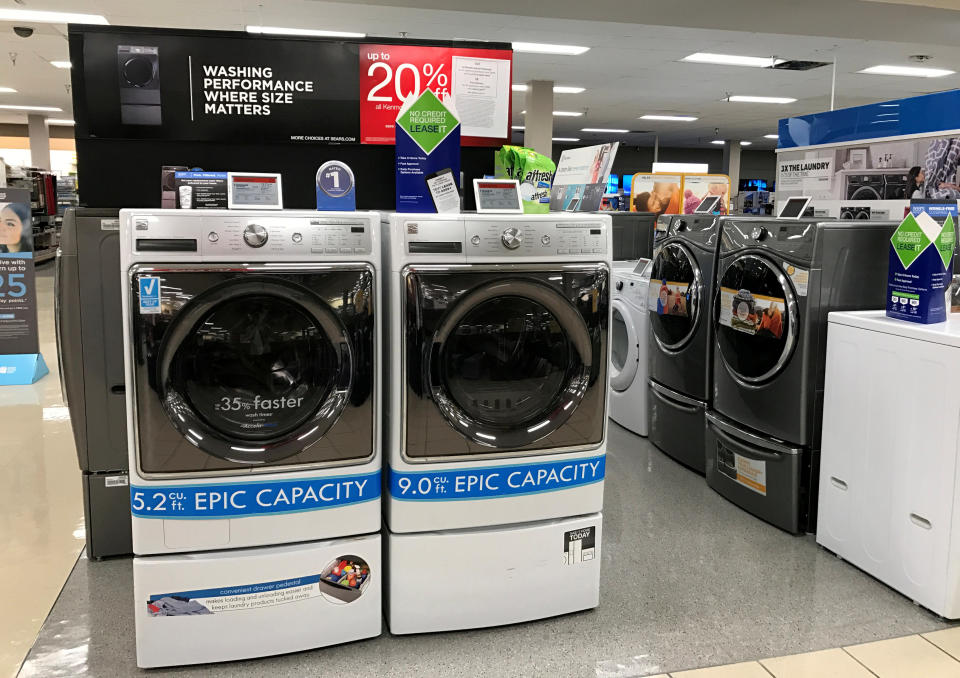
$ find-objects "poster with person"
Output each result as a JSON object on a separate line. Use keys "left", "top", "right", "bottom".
{"left": 629, "top": 174, "right": 681, "bottom": 216}
{"left": 681, "top": 174, "right": 731, "bottom": 214}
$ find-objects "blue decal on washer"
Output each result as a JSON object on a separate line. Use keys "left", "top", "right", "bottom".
{"left": 138, "top": 276, "right": 161, "bottom": 314}
{"left": 390, "top": 456, "right": 605, "bottom": 500}
{"left": 131, "top": 471, "right": 380, "bottom": 518}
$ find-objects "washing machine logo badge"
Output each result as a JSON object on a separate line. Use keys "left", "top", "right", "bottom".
{"left": 138, "top": 276, "right": 161, "bottom": 314}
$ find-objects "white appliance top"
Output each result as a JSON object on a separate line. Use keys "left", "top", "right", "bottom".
{"left": 829, "top": 310, "right": 960, "bottom": 348}
{"left": 120, "top": 209, "right": 380, "bottom": 262}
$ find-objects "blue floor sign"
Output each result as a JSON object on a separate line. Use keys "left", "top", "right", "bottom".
{"left": 390, "top": 455, "right": 605, "bottom": 500}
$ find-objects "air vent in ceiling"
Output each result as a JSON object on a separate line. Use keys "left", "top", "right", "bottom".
{"left": 768, "top": 60, "right": 831, "bottom": 71}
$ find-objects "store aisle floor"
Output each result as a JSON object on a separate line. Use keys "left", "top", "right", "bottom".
{"left": 1, "top": 266, "right": 85, "bottom": 678}
{"left": 18, "top": 413, "right": 957, "bottom": 676}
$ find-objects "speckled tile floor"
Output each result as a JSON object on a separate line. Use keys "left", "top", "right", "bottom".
{"left": 17, "top": 420, "right": 956, "bottom": 677}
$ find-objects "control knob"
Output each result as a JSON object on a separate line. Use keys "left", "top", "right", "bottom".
{"left": 501, "top": 227, "right": 522, "bottom": 250}
{"left": 616, "top": 280, "right": 624, "bottom": 291}
{"left": 751, "top": 226, "right": 769, "bottom": 241}
{"left": 243, "top": 223, "right": 269, "bottom": 248}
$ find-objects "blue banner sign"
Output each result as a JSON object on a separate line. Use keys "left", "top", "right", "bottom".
{"left": 390, "top": 455, "right": 605, "bottom": 501}
{"left": 131, "top": 471, "right": 380, "bottom": 519}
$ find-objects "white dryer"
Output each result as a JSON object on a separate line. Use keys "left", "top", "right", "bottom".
{"left": 120, "top": 210, "right": 382, "bottom": 667}
{"left": 610, "top": 259, "right": 651, "bottom": 436}
{"left": 383, "top": 212, "right": 611, "bottom": 634}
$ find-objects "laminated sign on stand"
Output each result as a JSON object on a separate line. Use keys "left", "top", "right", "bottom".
{"left": 0, "top": 188, "right": 48, "bottom": 385}
{"left": 395, "top": 90, "right": 461, "bottom": 213}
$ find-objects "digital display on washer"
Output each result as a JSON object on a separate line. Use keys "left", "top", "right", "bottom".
{"left": 473, "top": 179, "right": 523, "bottom": 213}
{"left": 778, "top": 196, "right": 811, "bottom": 219}
{"left": 227, "top": 173, "right": 283, "bottom": 210}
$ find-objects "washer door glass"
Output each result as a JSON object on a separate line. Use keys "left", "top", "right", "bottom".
{"left": 158, "top": 279, "right": 352, "bottom": 464}
{"left": 715, "top": 255, "right": 798, "bottom": 383}
{"left": 610, "top": 299, "right": 639, "bottom": 392}
{"left": 429, "top": 279, "right": 593, "bottom": 449}
{"left": 648, "top": 242, "right": 700, "bottom": 352}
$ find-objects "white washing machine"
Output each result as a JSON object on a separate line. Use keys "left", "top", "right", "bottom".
{"left": 120, "top": 210, "right": 382, "bottom": 667}
{"left": 610, "top": 259, "right": 651, "bottom": 436}
{"left": 382, "top": 212, "right": 611, "bottom": 633}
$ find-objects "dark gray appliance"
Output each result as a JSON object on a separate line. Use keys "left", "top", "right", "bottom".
{"left": 56, "top": 208, "right": 132, "bottom": 558}
{"left": 840, "top": 206, "right": 872, "bottom": 220}
{"left": 118, "top": 45, "right": 161, "bottom": 125}
{"left": 846, "top": 174, "right": 883, "bottom": 200}
{"left": 707, "top": 219, "right": 897, "bottom": 533}
{"left": 884, "top": 173, "right": 908, "bottom": 200}
{"left": 645, "top": 214, "right": 725, "bottom": 473}
{"left": 611, "top": 212, "right": 657, "bottom": 261}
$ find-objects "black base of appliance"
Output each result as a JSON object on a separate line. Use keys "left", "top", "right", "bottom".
{"left": 82, "top": 472, "right": 132, "bottom": 558}
{"left": 704, "top": 411, "right": 817, "bottom": 534}
{"left": 647, "top": 380, "right": 706, "bottom": 474}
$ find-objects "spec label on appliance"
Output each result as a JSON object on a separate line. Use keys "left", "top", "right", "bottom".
{"left": 130, "top": 471, "right": 380, "bottom": 519}
{"left": 389, "top": 455, "right": 605, "bottom": 501}
{"left": 563, "top": 526, "right": 596, "bottom": 565}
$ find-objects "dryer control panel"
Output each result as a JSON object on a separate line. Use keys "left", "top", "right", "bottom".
{"left": 202, "top": 215, "right": 373, "bottom": 257}
{"left": 464, "top": 219, "right": 607, "bottom": 257}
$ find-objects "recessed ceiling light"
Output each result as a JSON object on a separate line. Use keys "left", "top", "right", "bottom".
{"left": 246, "top": 26, "right": 366, "bottom": 38}
{"left": 0, "top": 87, "right": 16, "bottom": 93}
{"left": 727, "top": 95, "right": 797, "bottom": 104}
{"left": 50, "top": 61, "right": 72, "bottom": 69}
{"left": 46, "top": 119, "right": 75, "bottom": 125}
{"left": 640, "top": 114, "right": 699, "bottom": 122}
{"left": 0, "top": 104, "right": 62, "bottom": 112}
{"left": 581, "top": 128, "right": 629, "bottom": 133}
{"left": 0, "top": 9, "right": 108, "bottom": 24}
{"left": 682, "top": 52, "right": 784, "bottom": 68}
{"left": 858, "top": 65, "right": 955, "bottom": 78}
{"left": 512, "top": 84, "right": 585, "bottom": 94}
{"left": 512, "top": 125, "right": 525, "bottom": 130}
{"left": 553, "top": 137, "right": 580, "bottom": 142}
{"left": 552, "top": 111, "right": 583, "bottom": 117}
{"left": 512, "top": 42, "right": 590, "bottom": 56}
{"left": 711, "top": 140, "right": 726, "bottom": 145}
{"left": 740, "top": 141, "right": 752, "bottom": 146}
{"left": 764, "top": 134, "right": 779, "bottom": 139}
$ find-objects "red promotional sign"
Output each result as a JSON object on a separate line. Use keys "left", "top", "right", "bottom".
{"left": 359, "top": 44, "right": 512, "bottom": 146}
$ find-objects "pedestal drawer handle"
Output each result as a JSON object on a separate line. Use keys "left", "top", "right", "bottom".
{"left": 830, "top": 477, "right": 848, "bottom": 491}
{"left": 910, "top": 513, "right": 932, "bottom": 530}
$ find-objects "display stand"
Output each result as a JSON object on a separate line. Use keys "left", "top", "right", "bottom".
{"left": 0, "top": 352, "right": 48, "bottom": 385}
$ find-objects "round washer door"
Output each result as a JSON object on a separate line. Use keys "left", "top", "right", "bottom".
{"left": 850, "top": 185, "right": 882, "bottom": 201}
{"left": 648, "top": 242, "right": 701, "bottom": 353}
{"left": 610, "top": 298, "right": 639, "bottom": 392}
{"left": 157, "top": 278, "right": 353, "bottom": 464}
{"left": 122, "top": 56, "right": 156, "bottom": 87}
{"left": 428, "top": 278, "right": 594, "bottom": 448}
{"left": 715, "top": 254, "right": 799, "bottom": 384}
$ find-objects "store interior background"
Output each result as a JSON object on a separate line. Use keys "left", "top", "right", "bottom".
{"left": 5, "top": 1, "right": 960, "bottom": 677}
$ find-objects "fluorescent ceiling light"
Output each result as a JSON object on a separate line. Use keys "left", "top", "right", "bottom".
{"left": 553, "top": 137, "right": 580, "bottom": 142}
{"left": 682, "top": 52, "right": 783, "bottom": 68}
{"left": 739, "top": 141, "right": 752, "bottom": 146}
{"left": 764, "top": 134, "right": 779, "bottom": 139}
{"left": 581, "top": 128, "right": 629, "bottom": 133}
{"left": 727, "top": 95, "right": 797, "bottom": 104}
{"left": 512, "top": 125, "right": 525, "bottom": 130}
{"left": 46, "top": 119, "right": 75, "bottom": 125}
{"left": 50, "top": 61, "right": 72, "bottom": 69}
{"left": 246, "top": 26, "right": 366, "bottom": 38}
{"left": 0, "top": 104, "right": 62, "bottom": 112}
{"left": 0, "top": 87, "right": 16, "bottom": 93}
{"left": 653, "top": 162, "right": 709, "bottom": 173}
{"left": 640, "top": 114, "right": 698, "bottom": 122}
{"left": 0, "top": 9, "right": 108, "bottom": 24}
{"left": 552, "top": 111, "right": 583, "bottom": 117}
{"left": 512, "top": 84, "right": 585, "bottom": 93}
{"left": 711, "top": 140, "right": 726, "bottom": 145}
{"left": 512, "top": 42, "right": 590, "bottom": 56}
{"left": 858, "top": 64, "right": 955, "bottom": 78}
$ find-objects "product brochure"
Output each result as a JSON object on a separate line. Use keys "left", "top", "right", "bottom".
{"left": 549, "top": 143, "right": 619, "bottom": 213}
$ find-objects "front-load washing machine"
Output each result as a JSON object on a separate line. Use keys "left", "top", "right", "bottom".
{"left": 707, "top": 219, "right": 897, "bottom": 534}
{"left": 846, "top": 174, "right": 884, "bottom": 201}
{"left": 121, "top": 210, "right": 382, "bottom": 667}
{"left": 610, "top": 258, "right": 652, "bottom": 436}
{"left": 383, "top": 212, "right": 611, "bottom": 634}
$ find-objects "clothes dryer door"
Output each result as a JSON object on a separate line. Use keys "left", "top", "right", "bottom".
{"left": 610, "top": 298, "right": 639, "bottom": 392}
{"left": 714, "top": 254, "right": 799, "bottom": 384}
{"left": 648, "top": 242, "right": 701, "bottom": 353}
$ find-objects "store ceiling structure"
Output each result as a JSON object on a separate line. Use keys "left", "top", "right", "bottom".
{"left": 0, "top": 0, "right": 959, "bottom": 147}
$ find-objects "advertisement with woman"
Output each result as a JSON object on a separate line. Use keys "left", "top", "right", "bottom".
{"left": 630, "top": 174, "right": 681, "bottom": 216}
{"left": 0, "top": 188, "right": 41, "bottom": 361}
{"left": 681, "top": 174, "right": 730, "bottom": 214}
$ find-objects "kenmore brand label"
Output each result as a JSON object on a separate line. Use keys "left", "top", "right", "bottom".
{"left": 131, "top": 471, "right": 380, "bottom": 519}
{"left": 138, "top": 276, "right": 161, "bottom": 314}
{"left": 887, "top": 208, "right": 955, "bottom": 324}
{"left": 389, "top": 456, "right": 605, "bottom": 500}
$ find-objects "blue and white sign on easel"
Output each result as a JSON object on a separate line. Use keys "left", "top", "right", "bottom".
{"left": 0, "top": 187, "right": 48, "bottom": 385}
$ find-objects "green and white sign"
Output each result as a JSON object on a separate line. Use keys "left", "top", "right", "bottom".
{"left": 395, "top": 90, "right": 461, "bottom": 213}
{"left": 887, "top": 209, "right": 956, "bottom": 324}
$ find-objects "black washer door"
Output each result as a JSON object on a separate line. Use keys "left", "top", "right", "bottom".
{"left": 123, "top": 56, "right": 155, "bottom": 87}
{"left": 429, "top": 279, "right": 593, "bottom": 448}
{"left": 158, "top": 278, "right": 352, "bottom": 464}
{"left": 649, "top": 242, "right": 701, "bottom": 352}
{"left": 715, "top": 255, "right": 798, "bottom": 383}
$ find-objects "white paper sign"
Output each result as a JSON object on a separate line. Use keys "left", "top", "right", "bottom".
{"left": 452, "top": 56, "right": 511, "bottom": 139}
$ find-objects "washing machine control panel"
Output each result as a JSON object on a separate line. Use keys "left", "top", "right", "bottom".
{"left": 463, "top": 219, "right": 607, "bottom": 257}
{"left": 200, "top": 215, "right": 373, "bottom": 257}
